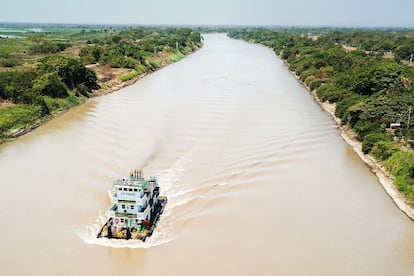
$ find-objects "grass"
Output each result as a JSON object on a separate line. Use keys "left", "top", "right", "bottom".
{"left": 383, "top": 150, "right": 414, "bottom": 206}
{"left": 0, "top": 26, "right": 112, "bottom": 69}
{"left": 0, "top": 38, "right": 32, "bottom": 56}
{"left": 44, "top": 92, "right": 83, "bottom": 112}
{"left": 167, "top": 52, "right": 185, "bottom": 62}
{"left": 0, "top": 104, "right": 42, "bottom": 137}
{"left": 0, "top": 94, "right": 84, "bottom": 141}
{"left": 119, "top": 70, "right": 140, "bottom": 82}
{"left": 0, "top": 92, "right": 83, "bottom": 140}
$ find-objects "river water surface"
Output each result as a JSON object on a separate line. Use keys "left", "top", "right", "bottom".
{"left": 1, "top": 34, "right": 414, "bottom": 275}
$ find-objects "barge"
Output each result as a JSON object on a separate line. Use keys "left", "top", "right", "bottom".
{"left": 97, "top": 169, "right": 167, "bottom": 241}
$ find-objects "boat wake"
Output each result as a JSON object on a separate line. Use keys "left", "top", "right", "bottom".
{"left": 76, "top": 211, "right": 176, "bottom": 249}
{"left": 77, "top": 154, "right": 191, "bottom": 248}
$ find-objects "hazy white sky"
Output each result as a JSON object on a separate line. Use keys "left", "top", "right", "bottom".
{"left": 2, "top": 0, "right": 414, "bottom": 27}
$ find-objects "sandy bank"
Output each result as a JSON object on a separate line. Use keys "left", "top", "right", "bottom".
{"left": 286, "top": 63, "right": 414, "bottom": 221}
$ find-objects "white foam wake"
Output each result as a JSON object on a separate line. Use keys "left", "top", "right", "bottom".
{"left": 76, "top": 211, "right": 175, "bottom": 249}
{"left": 77, "top": 153, "right": 193, "bottom": 248}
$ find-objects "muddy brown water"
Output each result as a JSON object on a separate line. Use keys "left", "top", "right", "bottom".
{"left": 1, "top": 34, "right": 413, "bottom": 275}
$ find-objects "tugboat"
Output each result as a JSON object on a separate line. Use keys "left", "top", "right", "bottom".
{"left": 97, "top": 169, "right": 167, "bottom": 241}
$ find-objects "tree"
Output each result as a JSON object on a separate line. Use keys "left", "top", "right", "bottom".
{"left": 362, "top": 132, "right": 390, "bottom": 154}
{"left": 371, "top": 141, "right": 399, "bottom": 161}
{"left": 111, "top": 35, "right": 122, "bottom": 44}
{"left": 40, "top": 55, "right": 98, "bottom": 92}
{"left": 80, "top": 45, "right": 102, "bottom": 64}
{"left": 0, "top": 69, "right": 38, "bottom": 103}
{"left": 394, "top": 45, "right": 413, "bottom": 62}
{"left": 32, "top": 72, "right": 68, "bottom": 98}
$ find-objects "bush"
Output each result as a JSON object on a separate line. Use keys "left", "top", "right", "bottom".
{"left": 383, "top": 150, "right": 414, "bottom": 203}
{"left": 384, "top": 150, "right": 414, "bottom": 176}
{"left": 44, "top": 93, "right": 81, "bottom": 112}
{"left": 371, "top": 141, "right": 399, "bottom": 161}
{"left": 135, "top": 65, "right": 148, "bottom": 74}
{"left": 344, "top": 101, "right": 365, "bottom": 128}
{"left": 100, "top": 54, "right": 138, "bottom": 69}
{"left": 119, "top": 70, "right": 140, "bottom": 82}
{"left": 146, "top": 60, "right": 159, "bottom": 71}
{"left": 76, "top": 83, "right": 89, "bottom": 97}
{"left": 361, "top": 132, "right": 390, "bottom": 154}
{"left": 335, "top": 95, "right": 364, "bottom": 124}
{"left": 0, "top": 58, "right": 21, "bottom": 67}
{"left": 354, "top": 120, "right": 381, "bottom": 140}
{"left": 299, "top": 68, "right": 319, "bottom": 82}
{"left": 122, "top": 57, "right": 139, "bottom": 69}
{"left": 409, "top": 166, "right": 414, "bottom": 179}
{"left": 0, "top": 104, "right": 42, "bottom": 135}
{"left": 168, "top": 52, "right": 185, "bottom": 62}
{"left": 316, "top": 83, "right": 344, "bottom": 102}
{"left": 30, "top": 42, "right": 70, "bottom": 54}
{"left": 309, "top": 79, "right": 324, "bottom": 91}
{"left": 80, "top": 45, "right": 102, "bottom": 64}
{"left": 40, "top": 55, "right": 98, "bottom": 91}
{"left": 32, "top": 72, "right": 68, "bottom": 98}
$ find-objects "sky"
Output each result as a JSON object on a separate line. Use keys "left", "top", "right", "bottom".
{"left": 2, "top": 0, "right": 414, "bottom": 28}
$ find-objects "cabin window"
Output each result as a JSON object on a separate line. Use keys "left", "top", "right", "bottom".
{"left": 133, "top": 189, "right": 137, "bottom": 192}
{"left": 128, "top": 188, "right": 132, "bottom": 192}
{"left": 123, "top": 188, "right": 127, "bottom": 191}
{"left": 120, "top": 218, "right": 124, "bottom": 223}
{"left": 131, "top": 206, "right": 134, "bottom": 209}
{"left": 121, "top": 204, "right": 125, "bottom": 209}
{"left": 118, "top": 188, "right": 122, "bottom": 191}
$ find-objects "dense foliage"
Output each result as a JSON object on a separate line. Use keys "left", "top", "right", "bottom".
{"left": 229, "top": 29, "right": 414, "bottom": 205}
{"left": 79, "top": 27, "right": 201, "bottom": 70}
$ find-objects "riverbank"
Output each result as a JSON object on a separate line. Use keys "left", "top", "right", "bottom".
{"left": 0, "top": 27, "right": 203, "bottom": 144}
{"left": 286, "top": 63, "right": 414, "bottom": 221}
{"left": 1, "top": 47, "right": 201, "bottom": 143}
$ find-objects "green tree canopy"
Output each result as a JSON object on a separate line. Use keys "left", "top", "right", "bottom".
{"left": 40, "top": 55, "right": 99, "bottom": 93}
{"left": 32, "top": 72, "right": 68, "bottom": 98}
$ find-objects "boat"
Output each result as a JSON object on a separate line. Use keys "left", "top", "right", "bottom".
{"left": 97, "top": 169, "right": 167, "bottom": 241}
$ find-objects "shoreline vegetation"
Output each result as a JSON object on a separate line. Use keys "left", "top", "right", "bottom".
{"left": 289, "top": 69, "right": 414, "bottom": 220}
{"left": 0, "top": 25, "right": 202, "bottom": 143}
{"left": 228, "top": 29, "right": 414, "bottom": 220}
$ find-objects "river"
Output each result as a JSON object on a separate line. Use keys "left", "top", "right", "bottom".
{"left": 0, "top": 34, "right": 413, "bottom": 275}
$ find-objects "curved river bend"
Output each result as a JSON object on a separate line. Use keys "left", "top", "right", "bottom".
{"left": 0, "top": 34, "right": 413, "bottom": 275}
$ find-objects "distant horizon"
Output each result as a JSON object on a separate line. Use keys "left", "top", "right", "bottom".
{"left": 3, "top": 0, "right": 414, "bottom": 29}
{"left": 1, "top": 21, "right": 414, "bottom": 30}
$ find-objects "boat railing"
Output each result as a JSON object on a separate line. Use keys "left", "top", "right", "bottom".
{"left": 114, "top": 179, "right": 149, "bottom": 190}
{"left": 111, "top": 192, "right": 147, "bottom": 204}
{"left": 114, "top": 211, "right": 147, "bottom": 220}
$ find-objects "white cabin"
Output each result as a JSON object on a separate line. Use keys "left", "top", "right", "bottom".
{"left": 107, "top": 170, "right": 159, "bottom": 229}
